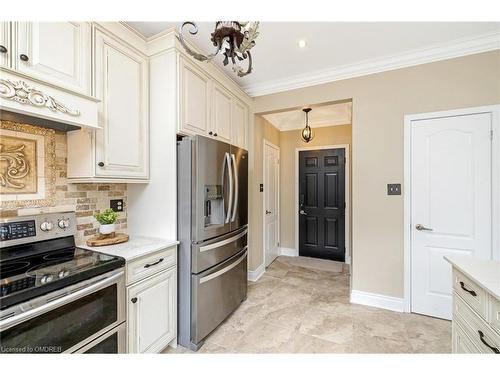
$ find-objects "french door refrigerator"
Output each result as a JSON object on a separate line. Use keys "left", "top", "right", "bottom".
{"left": 177, "top": 135, "right": 248, "bottom": 350}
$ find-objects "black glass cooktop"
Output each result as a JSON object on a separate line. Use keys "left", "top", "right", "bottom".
{"left": 0, "top": 236, "right": 125, "bottom": 310}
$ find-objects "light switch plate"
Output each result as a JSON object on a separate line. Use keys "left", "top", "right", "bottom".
{"left": 387, "top": 184, "right": 401, "bottom": 195}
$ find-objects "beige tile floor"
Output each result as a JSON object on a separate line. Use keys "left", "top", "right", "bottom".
{"left": 164, "top": 256, "right": 451, "bottom": 354}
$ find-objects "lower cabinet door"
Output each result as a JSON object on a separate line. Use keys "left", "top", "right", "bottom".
{"left": 127, "top": 268, "right": 176, "bottom": 353}
{"left": 452, "top": 322, "right": 480, "bottom": 353}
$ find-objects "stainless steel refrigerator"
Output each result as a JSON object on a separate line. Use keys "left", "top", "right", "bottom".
{"left": 177, "top": 135, "right": 248, "bottom": 351}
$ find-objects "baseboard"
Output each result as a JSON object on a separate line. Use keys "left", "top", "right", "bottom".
{"left": 247, "top": 262, "right": 265, "bottom": 282}
{"left": 350, "top": 290, "right": 404, "bottom": 312}
{"left": 280, "top": 247, "right": 299, "bottom": 257}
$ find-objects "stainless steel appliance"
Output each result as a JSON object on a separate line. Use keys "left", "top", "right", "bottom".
{"left": 0, "top": 212, "right": 126, "bottom": 354}
{"left": 177, "top": 136, "right": 248, "bottom": 351}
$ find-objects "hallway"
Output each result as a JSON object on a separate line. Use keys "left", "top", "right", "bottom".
{"left": 165, "top": 256, "right": 451, "bottom": 353}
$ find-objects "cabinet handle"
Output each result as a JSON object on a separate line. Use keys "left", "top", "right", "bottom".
{"left": 0, "top": 45, "right": 7, "bottom": 54}
{"left": 208, "top": 131, "right": 213, "bottom": 135}
{"left": 478, "top": 330, "right": 500, "bottom": 353}
{"left": 459, "top": 281, "right": 477, "bottom": 297}
{"left": 144, "top": 258, "right": 164, "bottom": 268}
{"left": 97, "top": 162, "right": 105, "bottom": 167}
{"left": 19, "top": 54, "right": 29, "bottom": 62}
{"left": 213, "top": 133, "right": 217, "bottom": 137}
{"left": 131, "top": 297, "right": 138, "bottom": 304}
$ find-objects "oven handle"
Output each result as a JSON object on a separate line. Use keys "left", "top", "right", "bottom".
{"left": 0, "top": 271, "right": 124, "bottom": 331}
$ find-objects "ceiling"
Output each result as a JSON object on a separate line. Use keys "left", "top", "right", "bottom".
{"left": 126, "top": 22, "right": 500, "bottom": 96}
{"left": 263, "top": 102, "right": 352, "bottom": 131}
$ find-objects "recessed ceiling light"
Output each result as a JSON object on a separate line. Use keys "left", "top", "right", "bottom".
{"left": 298, "top": 40, "right": 307, "bottom": 48}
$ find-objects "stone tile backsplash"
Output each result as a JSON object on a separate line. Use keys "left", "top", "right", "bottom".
{"left": 0, "top": 128, "right": 127, "bottom": 245}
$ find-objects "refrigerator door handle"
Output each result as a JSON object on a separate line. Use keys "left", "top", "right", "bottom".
{"left": 199, "top": 248, "right": 247, "bottom": 284}
{"left": 230, "top": 153, "right": 238, "bottom": 222}
{"left": 224, "top": 152, "right": 233, "bottom": 223}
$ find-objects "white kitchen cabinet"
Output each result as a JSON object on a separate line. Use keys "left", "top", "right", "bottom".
{"left": 212, "top": 82, "right": 232, "bottom": 143}
{"left": 12, "top": 22, "right": 91, "bottom": 94}
{"left": 127, "top": 267, "right": 176, "bottom": 354}
{"left": 177, "top": 55, "right": 250, "bottom": 149}
{"left": 179, "top": 57, "right": 211, "bottom": 136}
{"left": 67, "top": 26, "right": 149, "bottom": 182}
{"left": 231, "top": 97, "right": 248, "bottom": 149}
{"left": 0, "top": 22, "right": 10, "bottom": 68}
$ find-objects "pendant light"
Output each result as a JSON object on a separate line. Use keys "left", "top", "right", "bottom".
{"left": 301, "top": 108, "right": 314, "bottom": 143}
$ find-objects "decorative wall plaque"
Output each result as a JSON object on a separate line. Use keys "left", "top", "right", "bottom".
{"left": 0, "top": 120, "right": 56, "bottom": 209}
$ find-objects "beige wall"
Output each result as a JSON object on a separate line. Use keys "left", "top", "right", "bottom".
{"left": 252, "top": 51, "right": 500, "bottom": 298}
{"left": 279, "top": 125, "right": 352, "bottom": 251}
{"left": 248, "top": 116, "right": 281, "bottom": 270}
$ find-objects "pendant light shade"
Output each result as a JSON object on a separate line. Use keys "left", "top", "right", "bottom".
{"left": 301, "top": 108, "right": 314, "bottom": 143}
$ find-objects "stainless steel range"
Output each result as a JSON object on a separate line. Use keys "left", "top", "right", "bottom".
{"left": 0, "top": 212, "right": 126, "bottom": 354}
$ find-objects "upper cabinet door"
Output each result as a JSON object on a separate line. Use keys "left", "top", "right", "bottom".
{"left": 94, "top": 28, "right": 149, "bottom": 179}
{"left": 0, "top": 22, "right": 11, "bottom": 68}
{"left": 179, "top": 57, "right": 211, "bottom": 136}
{"left": 13, "top": 22, "right": 91, "bottom": 94}
{"left": 232, "top": 98, "right": 248, "bottom": 149}
{"left": 212, "top": 83, "right": 232, "bottom": 143}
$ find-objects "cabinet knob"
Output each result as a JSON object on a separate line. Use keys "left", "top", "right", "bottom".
{"left": 208, "top": 131, "right": 213, "bottom": 135}
{"left": 213, "top": 133, "right": 217, "bottom": 137}
{"left": 97, "top": 162, "right": 105, "bottom": 167}
{"left": 0, "top": 45, "right": 7, "bottom": 54}
{"left": 131, "top": 297, "right": 138, "bottom": 304}
{"left": 19, "top": 54, "right": 29, "bottom": 62}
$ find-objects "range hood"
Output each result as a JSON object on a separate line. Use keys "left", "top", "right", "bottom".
{"left": 0, "top": 69, "right": 100, "bottom": 132}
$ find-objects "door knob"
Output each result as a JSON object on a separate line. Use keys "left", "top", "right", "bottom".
{"left": 19, "top": 53, "right": 29, "bottom": 62}
{"left": 265, "top": 210, "right": 271, "bottom": 214}
{"left": 299, "top": 209, "right": 307, "bottom": 216}
{"left": 131, "top": 297, "right": 138, "bottom": 304}
{"left": 415, "top": 224, "right": 433, "bottom": 231}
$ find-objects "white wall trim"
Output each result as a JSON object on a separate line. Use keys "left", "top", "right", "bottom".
{"left": 350, "top": 290, "right": 404, "bottom": 313}
{"left": 244, "top": 31, "right": 500, "bottom": 97}
{"left": 247, "top": 262, "right": 265, "bottom": 282}
{"left": 403, "top": 104, "right": 500, "bottom": 314}
{"left": 295, "top": 144, "right": 350, "bottom": 264}
{"left": 279, "top": 247, "right": 299, "bottom": 257}
{"left": 263, "top": 139, "right": 280, "bottom": 268}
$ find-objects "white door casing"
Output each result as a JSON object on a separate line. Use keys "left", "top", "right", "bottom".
{"left": 264, "top": 140, "right": 280, "bottom": 267}
{"left": 406, "top": 107, "right": 498, "bottom": 320}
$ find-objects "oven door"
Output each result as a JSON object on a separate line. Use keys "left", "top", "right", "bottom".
{"left": 74, "top": 322, "right": 126, "bottom": 353}
{"left": 0, "top": 269, "right": 125, "bottom": 354}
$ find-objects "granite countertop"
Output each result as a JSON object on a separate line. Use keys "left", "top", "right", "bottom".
{"left": 445, "top": 255, "right": 500, "bottom": 300}
{"left": 79, "top": 236, "right": 179, "bottom": 261}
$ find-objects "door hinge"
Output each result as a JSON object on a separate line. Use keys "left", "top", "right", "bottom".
{"left": 277, "top": 242, "right": 280, "bottom": 247}
{"left": 491, "top": 129, "right": 494, "bottom": 141}
{"left": 343, "top": 202, "right": 346, "bottom": 209}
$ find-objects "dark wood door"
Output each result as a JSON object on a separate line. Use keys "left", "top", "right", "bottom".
{"left": 299, "top": 148, "right": 346, "bottom": 262}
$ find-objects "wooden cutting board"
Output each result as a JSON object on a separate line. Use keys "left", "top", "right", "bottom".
{"left": 86, "top": 232, "right": 129, "bottom": 247}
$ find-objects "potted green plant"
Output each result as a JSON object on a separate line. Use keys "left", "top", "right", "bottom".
{"left": 94, "top": 209, "right": 118, "bottom": 235}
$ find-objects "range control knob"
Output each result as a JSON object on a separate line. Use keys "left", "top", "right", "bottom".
{"left": 40, "top": 274, "right": 54, "bottom": 284}
{"left": 40, "top": 221, "right": 54, "bottom": 231}
{"left": 58, "top": 219, "right": 70, "bottom": 229}
{"left": 58, "top": 270, "right": 69, "bottom": 279}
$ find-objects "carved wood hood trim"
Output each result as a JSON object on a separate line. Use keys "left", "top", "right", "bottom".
{"left": 0, "top": 79, "right": 81, "bottom": 117}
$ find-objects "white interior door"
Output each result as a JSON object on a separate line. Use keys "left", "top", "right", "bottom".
{"left": 411, "top": 112, "right": 493, "bottom": 319}
{"left": 264, "top": 142, "right": 280, "bottom": 267}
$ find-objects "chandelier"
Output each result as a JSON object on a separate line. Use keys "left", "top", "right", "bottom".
{"left": 301, "top": 108, "right": 314, "bottom": 143}
{"left": 177, "top": 21, "right": 259, "bottom": 77}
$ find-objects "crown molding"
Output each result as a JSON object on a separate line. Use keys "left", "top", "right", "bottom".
{"left": 243, "top": 30, "right": 500, "bottom": 97}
